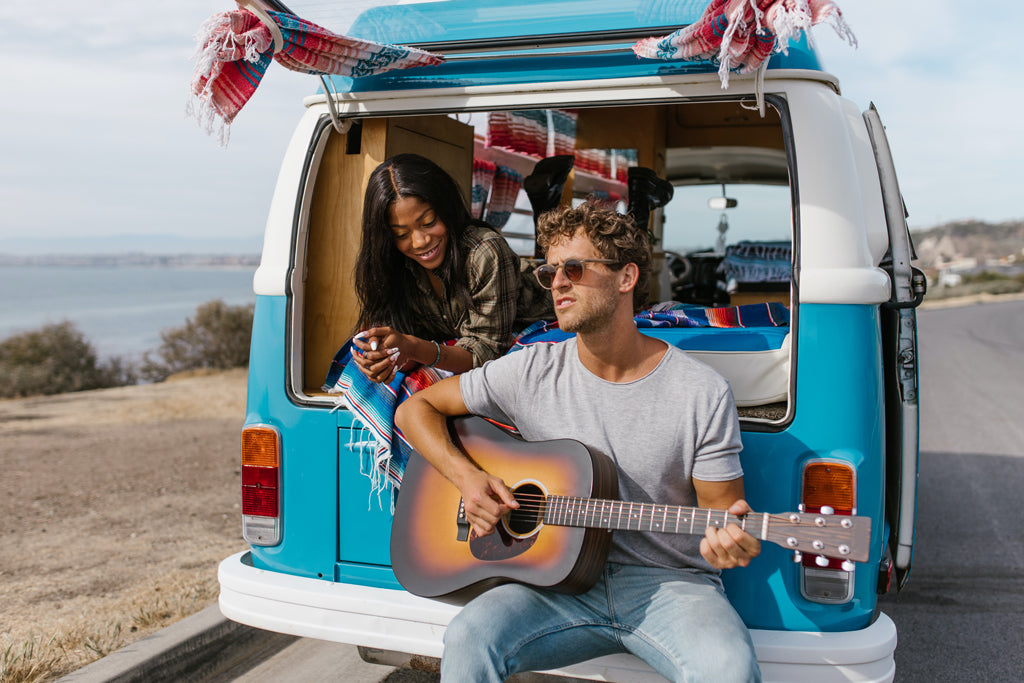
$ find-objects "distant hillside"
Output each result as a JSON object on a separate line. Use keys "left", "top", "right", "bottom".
{"left": 911, "top": 219, "right": 1024, "bottom": 270}
{"left": 0, "top": 233, "right": 263, "bottom": 257}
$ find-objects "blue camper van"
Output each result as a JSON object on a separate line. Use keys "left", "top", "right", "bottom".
{"left": 218, "top": 1, "right": 924, "bottom": 680}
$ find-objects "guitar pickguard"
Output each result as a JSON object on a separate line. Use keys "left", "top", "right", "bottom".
{"left": 469, "top": 524, "right": 537, "bottom": 561}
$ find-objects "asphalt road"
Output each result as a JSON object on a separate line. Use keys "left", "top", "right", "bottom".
{"left": 877, "top": 299, "right": 1024, "bottom": 682}
{"left": 228, "top": 300, "right": 1024, "bottom": 682}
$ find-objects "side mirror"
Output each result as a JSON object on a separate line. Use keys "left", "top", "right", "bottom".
{"left": 708, "top": 196, "right": 738, "bottom": 210}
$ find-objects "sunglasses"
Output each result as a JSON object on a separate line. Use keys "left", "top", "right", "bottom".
{"left": 534, "top": 258, "right": 618, "bottom": 289}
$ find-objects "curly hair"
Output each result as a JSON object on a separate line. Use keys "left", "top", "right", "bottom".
{"left": 536, "top": 202, "right": 651, "bottom": 311}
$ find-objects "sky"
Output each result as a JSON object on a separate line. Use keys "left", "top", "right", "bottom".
{"left": 1, "top": 1, "right": 1021, "bottom": 253}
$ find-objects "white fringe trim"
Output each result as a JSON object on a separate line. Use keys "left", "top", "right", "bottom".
{"left": 186, "top": 10, "right": 272, "bottom": 148}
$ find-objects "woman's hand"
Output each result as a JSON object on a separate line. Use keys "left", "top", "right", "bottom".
{"left": 351, "top": 326, "right": 422, "bottom": 383}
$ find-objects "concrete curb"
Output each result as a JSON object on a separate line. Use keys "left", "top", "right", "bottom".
{"left": 57, "top": 604, "right": 295, "bottom": 683}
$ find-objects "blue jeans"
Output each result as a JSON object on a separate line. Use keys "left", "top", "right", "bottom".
{"left": 441, "top": 563, "right": 760, "bottom": 683}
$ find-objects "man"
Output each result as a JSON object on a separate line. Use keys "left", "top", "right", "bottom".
{"left": 396, "top": 202, "right": 761, "bottom": 682}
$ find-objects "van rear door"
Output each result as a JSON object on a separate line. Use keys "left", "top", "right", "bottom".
{"left": 864, "top": 104, "right": 922, "bottom": 590}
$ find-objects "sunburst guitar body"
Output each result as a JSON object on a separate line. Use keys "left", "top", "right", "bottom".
{"left": 390, "top": 416, "right": 870, "bottom": 600}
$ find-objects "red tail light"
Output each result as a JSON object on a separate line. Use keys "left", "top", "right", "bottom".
{"left": 800, "top": 460, "right": 857, "bottom": 603}
{"left": 241, "top": 425, "right": 281, "bottom": 545}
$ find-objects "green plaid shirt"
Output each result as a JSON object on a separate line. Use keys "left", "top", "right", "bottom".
{"left": 405, "top": 225, "right": 552, "bottom": 367}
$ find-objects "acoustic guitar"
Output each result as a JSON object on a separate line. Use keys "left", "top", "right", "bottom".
{"left": 390, "top": 416, "right": 871, "bottom": 599}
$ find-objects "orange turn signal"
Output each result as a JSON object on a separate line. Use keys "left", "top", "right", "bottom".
{"left": 802, "top": 461, "right": 855, "bottom": 511}
{"left": 242, "top": 425, "right": 280, "bottom": 468}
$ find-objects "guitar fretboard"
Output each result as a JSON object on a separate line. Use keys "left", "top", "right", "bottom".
{"left": 543, "top": 496, "right": 762, "bottom": 539}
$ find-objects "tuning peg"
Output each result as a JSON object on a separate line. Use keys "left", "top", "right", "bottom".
{"left": 820, "top": 505, "right": 834, "bottom": 515}
{"left": 815, "top": 555, "right": 829, "bottom": 567}
{"left": 792, "top": 551, "right": 803, "bottom": 563}
{"left": 841, "top": 560, "right": 855, "bottom": 572}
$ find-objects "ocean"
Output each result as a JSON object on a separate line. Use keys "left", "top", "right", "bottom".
{"left": 1, "top": 265, "right": 258, "bottom": 360}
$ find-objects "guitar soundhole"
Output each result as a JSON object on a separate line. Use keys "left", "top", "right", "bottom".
{"left": 506, "top": 483, "right": 545, "bottom": 536}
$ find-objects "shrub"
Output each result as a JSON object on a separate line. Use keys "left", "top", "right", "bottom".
{"left": 140, "top": 300, "right": 254, "bottom": 382}
{"left": 0, "top": 321, "right": 135, "bottom": 398}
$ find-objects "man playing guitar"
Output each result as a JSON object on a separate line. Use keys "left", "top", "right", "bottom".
{"left": 396, "top": 201, "right": 762, "bottom": 682}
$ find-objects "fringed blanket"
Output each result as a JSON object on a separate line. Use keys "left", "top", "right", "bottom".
{"left": 632, "top": 0, "right": 856, "bottom": 87}
{"left": 188, "top": 8, "right": 443, "bottom": 144}
{"left": 323, "top": 341, "right": 450, "bottom": 510}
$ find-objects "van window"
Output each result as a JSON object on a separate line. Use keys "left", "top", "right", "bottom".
{"left": 296, "top": 99, "right": 794, "bottom": 423}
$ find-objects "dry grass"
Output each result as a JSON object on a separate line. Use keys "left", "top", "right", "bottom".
{"left": 1, "top": 570, "right": 223, "bottom": 683}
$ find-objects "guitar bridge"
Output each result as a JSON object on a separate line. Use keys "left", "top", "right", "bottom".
{"left": 456, "top": 498, "right": 470, "bottom": 542}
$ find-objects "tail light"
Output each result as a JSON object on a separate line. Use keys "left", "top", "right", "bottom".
{"left": 799, "top": 460, "right": 856, "bottom": 603}
{"left": 241, "top": 424, "right": 281, "bottom": 546}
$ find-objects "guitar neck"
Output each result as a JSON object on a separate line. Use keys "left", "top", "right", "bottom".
{"left": 544, "top": 496, "right": 763, "bottom": 539}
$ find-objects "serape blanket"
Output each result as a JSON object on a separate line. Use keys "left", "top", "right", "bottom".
{"left": 632, "top": 0, "right": 855, "bottom": 88}
{"left": 720, "top": 240, "right": 792, "bottom": 283}
{"left": 484, "top": 165, "right": 523, "bottom": 229}
{"left": 509, "top": 302, "right": 789, "bottom": 351}
{"left": 635, "top": 301, "right": 790, "bottom": 328}
{"left": 188, "top": 8, "right": 443, "bottom": 144}
{"left": 471, "top": 159, "right": 497, "bottom": 220}
{"left": 323, "top": 341, "right": 450, "bottom": 509}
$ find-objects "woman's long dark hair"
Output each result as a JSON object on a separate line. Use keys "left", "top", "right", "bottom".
{"left": 354, "top": 153, "right": 481, "bottom": 334}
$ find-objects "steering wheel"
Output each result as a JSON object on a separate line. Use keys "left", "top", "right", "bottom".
{"left": 663, "top": 250, "right": 692, "bottom": 287}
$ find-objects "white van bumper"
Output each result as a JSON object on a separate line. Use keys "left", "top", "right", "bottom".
{"left": 219, "top": 551, "right": 896, "bottom": 682}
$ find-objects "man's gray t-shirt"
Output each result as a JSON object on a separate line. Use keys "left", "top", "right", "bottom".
{"left": 459, "top": 337, "right": 743, "bottom": 574}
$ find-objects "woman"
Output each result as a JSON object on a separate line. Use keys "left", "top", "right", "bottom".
{"left": 351, "top": 153, "right": 551, "bottom": 383}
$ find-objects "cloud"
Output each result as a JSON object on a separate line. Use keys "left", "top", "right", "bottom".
{"left": 812, "top": 0, "right": 1024, "bottom": 225}
{"left": 1, "top": 0, "right": 1022, "bottom": 247}
{"left": 0, "top": 1, "right": 313, "bottom": 242}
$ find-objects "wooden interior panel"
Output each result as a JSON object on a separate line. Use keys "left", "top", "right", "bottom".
{"left": 302, "top": 115, "right": 474, "bottom": 391}
{"left": 666, "top": 102, "right": 784, "bottom": 149}
{"left": 729, "top": 291, "right": 791, "bottom": 307}
{"left": 575, "top": 106, "right": 667, "bottom": 174}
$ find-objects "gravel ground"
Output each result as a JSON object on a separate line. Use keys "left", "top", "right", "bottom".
{"left": 0, "top": 369, "right": 249, "bottom": 681}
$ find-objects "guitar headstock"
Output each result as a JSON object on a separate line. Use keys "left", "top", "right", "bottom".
{"left": 763, "top": 512, "right": 871, "bottom": 565}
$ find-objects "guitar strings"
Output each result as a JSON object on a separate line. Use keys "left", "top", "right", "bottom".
{"left": 503, "top": 492, "right": 746, "bottom": 527}
{"left": 498, "top": 496, "right": 857, "bottom": 556}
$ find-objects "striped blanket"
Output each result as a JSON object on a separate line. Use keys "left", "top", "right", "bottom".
{"left": 632, "top": 0, "right": 855, "bottom": 87}
{"left": 324, "top": 342, "right": 449, "bottom": 510}
{"left": 188, "top": 8, "right": 443, "bottom": 144}
{"left": 510, "top": 302, "right": 789, "bottom": 350}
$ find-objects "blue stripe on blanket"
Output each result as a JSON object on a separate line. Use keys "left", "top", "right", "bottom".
{"left": 323, "top": 341, "right": 447, "bottom": 511}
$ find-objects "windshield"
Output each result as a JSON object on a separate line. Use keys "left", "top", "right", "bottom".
{"left": 662, "top": 184, "right": 792, "bottom": 255}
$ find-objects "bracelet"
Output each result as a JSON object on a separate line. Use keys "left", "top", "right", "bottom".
{"left": 428, "top": 341, "right": 442, "bottom": 367}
